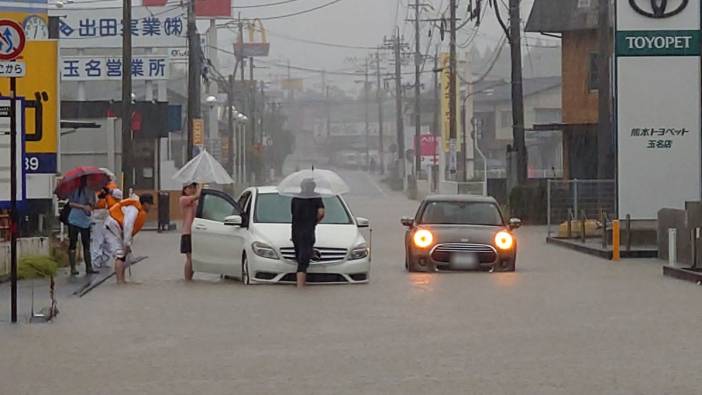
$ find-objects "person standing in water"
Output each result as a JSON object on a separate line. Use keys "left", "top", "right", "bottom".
{"left": 180, "top": 183, "right": 202, "bottom": 281}
{"left": 290, "top": 179, "right": 325, "bottom": 288}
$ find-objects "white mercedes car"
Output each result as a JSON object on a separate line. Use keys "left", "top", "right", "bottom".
{"left": 191, "top": 187, "right": 371, "bottom": 284}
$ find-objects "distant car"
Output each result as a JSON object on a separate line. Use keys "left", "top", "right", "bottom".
{"left": 335, "top": 151, "right": 363, "bottom": 169}
{"left": 191, "top": 187, "right": 371, "bottom": 284}
{"left": 402, "top": 195, "right": 520, "bottom": 272}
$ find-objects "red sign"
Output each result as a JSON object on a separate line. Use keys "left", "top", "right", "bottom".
{"left": 143, "top": 0, "right": 232, "bottom": 17}
{"left": 0, "top": 20, "right": 25, "bottom": 61}
{"left": 142, "top": 0, "right": 168, "bottom": 6}
{"left": 196, "top": 0, "right": 232, "bottom": 17}
{"left": 419, "top": 134, "right": 438, "bottom": 157}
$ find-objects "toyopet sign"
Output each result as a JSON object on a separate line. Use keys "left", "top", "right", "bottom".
{"left": 616, "top": 0, "right": 701, "bottom": 219}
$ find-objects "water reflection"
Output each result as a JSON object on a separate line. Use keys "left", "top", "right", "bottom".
{"left": 409, "top": 273, "right": 436, "bottom": 291}
{"left": 492, "top": 273, "right": 518, "bottom": 288}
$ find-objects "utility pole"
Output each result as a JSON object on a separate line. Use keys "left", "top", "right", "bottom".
{"left": 364, "top": 58, "right": 370, "bottom": 169}
{"left": 391, "top": 31, "right": 406, "bottom": 184}
{"left": 375, "top": 50, "right": 385, "bottom": 175}
{"left": 509, "top": 0, "right": 527, "bottom": 185}
{"left": 122, "top": 0, "right": 133, "bottom": 186}
{"left": 597, "top": 0, "right": 611, "bottom": 179}
{"left": 323, "top": 71, "right": 330, "bottom": 138}
{"left": 186, "top": 0, "right": 200, "bottom": 160}
{"left": 411, "top": 0, "right": 424, "bottom": 178}
{"left": 228, "top": 74, "right": 235, "bottom": 176}
{"left": 449, "top": 0, "right": 458, "bottom": 179}
{"left": 433, "top": 46, "right": 439, "bottom": 170}
{"left": 249, "top": 56, "right": 256, "bottom": 147}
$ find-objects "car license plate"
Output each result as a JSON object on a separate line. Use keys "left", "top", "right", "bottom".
{"left": 449, "top": 253, "right": 479, "bottom": 270}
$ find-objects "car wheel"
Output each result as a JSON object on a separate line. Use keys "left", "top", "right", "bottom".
{"left": 241, "top": 254, "right": 251, "bottom": 285}
{"left": 495, "top": 259, "right": 516, "bottom": 272}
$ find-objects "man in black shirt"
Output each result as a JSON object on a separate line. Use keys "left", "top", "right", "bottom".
{"left": 291, "top": 179, "right": 325, "bottom": 287}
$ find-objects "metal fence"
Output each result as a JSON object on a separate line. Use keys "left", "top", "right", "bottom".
{"left": 547, "top": 179, "right": 616, "bottom": 238}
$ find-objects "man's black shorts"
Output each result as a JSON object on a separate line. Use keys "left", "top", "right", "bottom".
{"left": 180, "top": 234, "right": 192, "bottom": 254}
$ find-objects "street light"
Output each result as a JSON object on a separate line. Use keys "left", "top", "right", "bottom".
{"left": 55, "top": 0, "right": 74, "bottom": 8}
{"left": 205, "top": 95, "right": 218, "bottom": 105}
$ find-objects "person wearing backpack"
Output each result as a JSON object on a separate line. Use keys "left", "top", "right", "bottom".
{"left": 66, "top": 176, "right": 98, "bottom": 276}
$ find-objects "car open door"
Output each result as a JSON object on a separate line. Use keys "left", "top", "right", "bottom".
{"left": 191, "top": 189, "right": 246, "bottom": 276}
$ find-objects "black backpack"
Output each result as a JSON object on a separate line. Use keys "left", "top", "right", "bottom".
{"left": 59, "top": 203, "right": 71, "bottom": 225}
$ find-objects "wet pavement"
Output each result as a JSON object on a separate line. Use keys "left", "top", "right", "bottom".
{"left": 2, "top": 171, "right": 701, "bottom": 394}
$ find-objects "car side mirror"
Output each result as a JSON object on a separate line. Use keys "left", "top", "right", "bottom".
{"left": 509, "top": 218, "right": 522, "bottom": 230}
{"left": 401, "top": 216, "right": 415, "bottom": 227}
{"left": 224, "top": 215, "right": 243, "bottom": 227}
{"left": 356, "top": 217, "right": 370, "bottom": 228}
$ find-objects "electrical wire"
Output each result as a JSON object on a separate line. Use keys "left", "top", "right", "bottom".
{"left": 208, "top": 44, "right": 436, "bottom": 77}
{"left": 233, "top": 0, "right": 309, "bottom": 9}
{"left": 237, "top": 0, "right": 346, "bottom": 21}
{"left": 218, "top": 23, "right": 377, "bottom": 50}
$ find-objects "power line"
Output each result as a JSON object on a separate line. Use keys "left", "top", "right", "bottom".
{"left": 208, "top": 45, "right": 436, "bottom": 77}
{"left": 220, "top": 23, "right": 377, "bottom": 50}
{"left": 233, "top": 0, "right": 309, "bottom": 9}
{"left": 236, "top": 0, "right": 346, "bottom": 21}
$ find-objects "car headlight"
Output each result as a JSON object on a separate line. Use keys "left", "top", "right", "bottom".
{"left": 349, "top": 243, "right": 369, "bottom": 260}
{"left": 494, "top": 231, "right": 514, "bottom": 250}
{"left": 413, "top": 229, "right": 434, "bottom": 248}
{"left": 252, "top": 242, "right": 279, "bottom": 260}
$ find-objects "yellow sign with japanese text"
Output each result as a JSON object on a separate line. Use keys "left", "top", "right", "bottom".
{"left": 192, "top": 118, "right": 204, "bottom": 146}
{"left": 0, "top": 10, "right": 58, "bottom": 174}
{"left": 440, "top": 52, "right": 462, "bottom": 153}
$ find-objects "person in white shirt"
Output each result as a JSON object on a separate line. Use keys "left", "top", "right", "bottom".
{"left": 91, "top": 184, "right": 122, "bottom": 269}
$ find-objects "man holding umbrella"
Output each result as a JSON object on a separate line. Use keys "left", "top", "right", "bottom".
{"left": 278, "top": 168, "right": 350, "bottom": 287}
{"left": 291, "top": 178, "right": 325, "bottom": 288}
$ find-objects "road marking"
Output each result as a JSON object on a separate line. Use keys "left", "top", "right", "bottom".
{"left": 365, "top": 172, "right": 387, "bottom": 197}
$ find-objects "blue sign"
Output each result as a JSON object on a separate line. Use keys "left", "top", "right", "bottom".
{"left": 24, "top": 152, "right": 56, "bottom": 174}
{"left": 60, "top": 55, "right": 170, "bottom": 81}
{"left": 58, "top": 8, "right": 186, "bottom": 48}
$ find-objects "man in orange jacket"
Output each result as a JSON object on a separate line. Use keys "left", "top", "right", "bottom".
{"left": 104, "top": 194, "right": 154, "bottom": 284}
{"left": 92, "top": 181, "right": 123, "bottom": 268}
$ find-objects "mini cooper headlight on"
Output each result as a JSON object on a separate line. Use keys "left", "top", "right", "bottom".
{"left": 252, "top": 242, "right": 280, "bottom": 260}
{"left": 494, "top": 231, "right": 514, "bottom": 250}
{"left": 413, "top": 229, "right": 434, "bottom": 249}
{"left": 349, "top": 244, "right": 369, "bottom": 260}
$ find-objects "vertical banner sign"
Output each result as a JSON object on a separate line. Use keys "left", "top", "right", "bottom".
{"left": 192, "top": 118, "right": 204, "bottom": 146}
{"left": 616, "top": 0, "right": 701, "bottom": 219}
{"left": 0, "top": 99, "right": 25, "bottom": 207}
{"left": 439, "top": 53, "right": 462, "bottom": 153}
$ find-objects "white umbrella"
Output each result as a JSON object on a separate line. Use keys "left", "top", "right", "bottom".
{"left": 277, "top": 168, "right": 349, "bottom": 198}
{"left": 172, "top": 149, "right": 234, "bottom": 185}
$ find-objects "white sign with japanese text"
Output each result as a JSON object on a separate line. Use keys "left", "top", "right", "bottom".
{"left": 60, "top": 55, "right": 169, "bottom": 81}
{"left": 51, "top": 6, "right": 186, "bottom": 48}
{"left": 0, "top": 61, "right": 26, "bottom": 77}
{"left": 616, "top": 0, "right": 701, "bottom": 219}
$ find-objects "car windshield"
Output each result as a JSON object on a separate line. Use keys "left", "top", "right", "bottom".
{"left": 419, "top": 201, "right": 504, "bottom": 226}
{"left": 254, "top": 193, "right": 352, "bottom": 224}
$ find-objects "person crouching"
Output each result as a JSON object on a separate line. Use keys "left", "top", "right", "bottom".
{"left": 104, "top": 194, "right": 154, "bottom": 285}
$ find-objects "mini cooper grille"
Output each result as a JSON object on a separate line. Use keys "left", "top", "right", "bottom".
{"left": 430, "top": 243, "right": 498, "bottom": 264}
